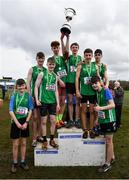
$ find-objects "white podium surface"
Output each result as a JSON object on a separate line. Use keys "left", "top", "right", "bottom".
{"left": 34, "top": 128, "right": 106, "bottom": 166}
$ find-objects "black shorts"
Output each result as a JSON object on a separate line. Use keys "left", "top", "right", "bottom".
{"left": 10, "top": 118, "right": 29, "bottom": 139}
{"left": 100, "top": 121, "right": 117, "bottom": 134}
{"left": 81, "top": 95, "right": 97, "bottom": 104}
{"left": 40, "top": 103, "right": 56, "bottom": 116}
{"left": 66, "top": 83, "right": 76, "bottom": 94}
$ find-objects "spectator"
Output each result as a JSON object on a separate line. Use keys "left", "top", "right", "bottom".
{"left": 114, "top": 81, "right": 124, "bottom": 128}
{"left": 2, "top": 82, "right": 7, "bottom": 100}
{"left": 108, "top": 81, "right": 115, "bottom": 98}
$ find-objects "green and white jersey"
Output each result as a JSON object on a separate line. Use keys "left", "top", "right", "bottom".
{"left": 39, "top": 70, "right": 57, "bottom": 104}
{"left": 66, "top": 55, "right": 82, "bottom": 83}
{"left": 97, "top": 88, "right": 116, "bottom": 124}
{"left": 53, "top": 55, "right": 67, "bottom": 83}
{"left": 14, "top": 92, "right": 29, "bottom": 119}
{"left": 80, "top": 62, "right": 97, "bottom": 95}
{"left": 31, "top": 66, "right": 47, "bottom": 97}
{"left": 93, "top": 62, "right": 106, "bottom": 81}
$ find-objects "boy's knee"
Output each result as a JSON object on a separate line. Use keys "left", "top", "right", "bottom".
{"left": 41, "top": 121, "right": 47, "bottom": 126}
{"left": 13, "top": 143, "right": 19, "bottom": 149}
{"left": 21, "top": 141, "right": 26, "bottom": 147}
{"left": 68, "top": 101, "right": 73, "bottom": 105}
{"left": 82, "top": 108, "right": 86, "bottom": 113}
{"left": 76, "top": 102, "right": 80, "bottom": 106}
{"left": 89, "top": 108, "right": 94, "bottom": 113}
{"left": 106, "top": 136, "right": 113, "bottom": 144}
{"left": 50, "top": 117, "right": 56, "bottom": 124}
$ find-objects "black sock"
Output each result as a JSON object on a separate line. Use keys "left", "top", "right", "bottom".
{"left": 42, "top": 136, "right": 47, "bottom": 142}
{"left": 13, "top": 160, "right": 18, "bottom": 164}
{"left": 50, "top": 135, "right": 54, "bottom": 140}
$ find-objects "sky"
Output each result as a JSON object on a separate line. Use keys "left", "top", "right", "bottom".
{"left": 0, "top": 0, "right": 129, "bottom": 80}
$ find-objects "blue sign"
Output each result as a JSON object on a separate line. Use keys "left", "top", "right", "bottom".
{"left": 59, "top": 134, "right": 82, "bottom": 139}
{"left": 36, "top": 150, "right": 58, "bottom": 154}
{"left": 83, "top": 141, "right": 105, "bottom": 145}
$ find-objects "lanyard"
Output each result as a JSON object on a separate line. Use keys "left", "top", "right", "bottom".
{"left": 96, "top": 91, "right": 102, "bottom": 105}
{"left": 85, "top": 63, "right": 92, "bottom": 77}
{"left": 96, "top": 63, "right": 102, "bottom": 73}
{"left": 16, "top": 93, "right": 25, "bottom": 109}
{"left": 55, "top": 56, "right": 61, "bottom": 65}
{"left": 73, "top": 55, "right": 79, "bottom": 66}
{"left": 46, "top": 71, "right": 53, "bottom": 85}
{"left": 37, "top": 66, "right": 43, "bottom": 73}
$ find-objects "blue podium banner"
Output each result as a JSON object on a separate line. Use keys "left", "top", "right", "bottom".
{"left": 59, "top": 134, "right": 82, "bottom": 139}
{"left": 36, "top": 150, "right": 58, "bottom": 154}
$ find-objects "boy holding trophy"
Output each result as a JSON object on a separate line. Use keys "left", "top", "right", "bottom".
{"left": 60, "top": 8, "right": 82, "bottom": 129}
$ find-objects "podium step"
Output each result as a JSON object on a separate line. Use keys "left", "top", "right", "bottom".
{"left": 34, "top": 128, "right": 106, "bottom": 166}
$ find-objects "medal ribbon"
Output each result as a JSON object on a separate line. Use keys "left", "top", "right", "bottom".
{"left": 85, "top": 63, "right": 92, "bottom": 77}
{"left": 72, "top": 55, "right": 80, "bottom": 66}
{"left": 55, "top": 56, "right": 61, "bottom": 65}
{"left": 16, "top": 93, "right": 25, "bottom": 110}
{"left": 96, "top": 91, "right": 102, "bottom": 105}
{"left": 46, "top": 71, "right": 53, "bottom": 86}
{"left": 97, "top": 63, "right": 102, "bottom": 74}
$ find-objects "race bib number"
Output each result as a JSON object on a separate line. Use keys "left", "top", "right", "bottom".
{"left": 84, "top": 77, "right": 91, "bottom": 85}
{"left": 98, "top": 111, "right": 105, "bottom": 119}
{"left": 57, "top": 69, "right": 67, "bottom": 77}
{"left": 16, "top": 107, "right": 28, "bottom": 115}
{"left": 70, "top": 65, "right": 76, "bottom": 72}
{"left": 46, "top": 84, "right": 56, "bottom": 91}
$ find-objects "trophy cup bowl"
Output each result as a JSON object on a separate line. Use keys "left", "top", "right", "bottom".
{"left": 60, "top": 8, "right": 76, "bottom": 34}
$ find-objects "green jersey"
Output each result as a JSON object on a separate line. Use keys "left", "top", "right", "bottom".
{"left": 80, "top": 62, "right": 97, "bottom": 95}
{"left": 53, "top": 55, "right": 67, "bottom": 83}
{"left": 14, "top": 92, "right": 29, "bottom": 119}
{"left": 97, "top": 88, "right": 116, "bottom": 124}
{"left": 66, "top": 55, "right": 82, "bottom": 83}
{"left": 31, "top": 66, "right": 47, "bottom": 97}
{"left": 93, "top": 62, "right": 106, "bottom": 81}
{"left": 39, "top": 70, "right": 57, "bottom": 104}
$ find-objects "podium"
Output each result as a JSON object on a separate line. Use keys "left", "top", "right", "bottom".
{"left": 34, "top": 128, "right": 106, "bottom": 166}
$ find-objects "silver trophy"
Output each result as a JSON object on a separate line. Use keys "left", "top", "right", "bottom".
{"left": 60, "top": 8, "right": 76, "bottom": 34}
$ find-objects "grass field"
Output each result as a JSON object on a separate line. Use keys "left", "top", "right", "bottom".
{"left": 0, "top": 91, "right": 129, "bottom": 179}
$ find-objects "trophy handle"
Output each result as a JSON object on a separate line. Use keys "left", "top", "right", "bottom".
{"left": 65, "top": 8, "right": 76, "bottom": 21}
{"left": 65, "top": 8, "right": 76, "bottom": 15}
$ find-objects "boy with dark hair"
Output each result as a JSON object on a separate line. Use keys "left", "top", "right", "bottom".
{"left": 91, "top": 75, "right": 116, "bottom": 172}
{"left": 9, "top": 79, "right": 33, "bottom": 173}
{"left": 35, "top": 57, "right": 61, "bottom": 150}
{"left": 51, "top": 40, "right": 67, "bottom": 128}
{"left": 70, "top": 42, "right": 79, "bottom": 49}
{"left": 51, "top": 41, "right": 60, "bottom": 47}
{"left": 27, "top": 52, "right": 47, "bottom": 147}
{"left": 94, "top": 49, "right": 108, "bottom": 88}
{"left": 76, "top": 48, "right": 97, "bottom": 138}
{"left": 61, "top": 34, "right": 82, "bottom": 128}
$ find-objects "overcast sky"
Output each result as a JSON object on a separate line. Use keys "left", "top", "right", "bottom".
{"left": 0, "top": 0, "right": 129, "bottom": 80}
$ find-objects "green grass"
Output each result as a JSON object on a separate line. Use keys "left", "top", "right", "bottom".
{"left": 0, "top": 91, "right": 129, "bottom": 179}
{"left": 123, "top": 91, "right": 129, "bottom": 106}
